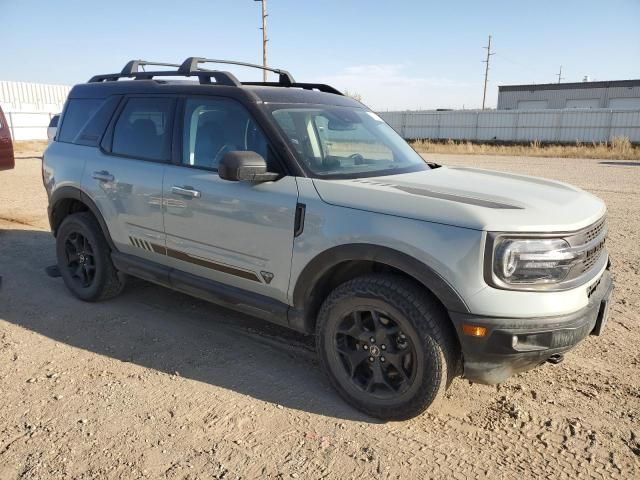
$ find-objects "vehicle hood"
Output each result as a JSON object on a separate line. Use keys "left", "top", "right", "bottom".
{"left": 311, "top": 166, "right": 606, "bottom": 232}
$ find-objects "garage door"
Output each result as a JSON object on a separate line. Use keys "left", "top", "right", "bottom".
{"left": 608, "top": 98, "right": 640, "bottom": 110}
{"left": 517, "top": 100, "right": 548, "bottom": 110}
{"left": 565, "top": 99, "right": 600, "bottom": 109}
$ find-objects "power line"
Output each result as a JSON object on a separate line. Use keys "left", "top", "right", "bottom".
{"left": 482, "top": 35, "right": 495, "bottom": 110}
{"left": 254, "top": 0, "right": 268, "bottom": 81}
{"left": 556, "top": 65, "right": 564, "bottom": 84}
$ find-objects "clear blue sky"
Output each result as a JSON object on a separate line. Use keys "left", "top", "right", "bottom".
{"left": 1, "top": 0, "right": 639, "bottom": 110}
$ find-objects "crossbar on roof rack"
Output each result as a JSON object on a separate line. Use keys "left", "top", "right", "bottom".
{"left": 120, "top": 60, "right": 181, "bottom": 75}
{"left": 179, "top": 57, "right": 296, "bottom": 86}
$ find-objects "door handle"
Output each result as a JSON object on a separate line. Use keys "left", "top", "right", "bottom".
{"left": 171, "top": 185, "right": 201, "bottom": 198}
{"left": 92, "top": 170, "right": 114, "bottom": 182}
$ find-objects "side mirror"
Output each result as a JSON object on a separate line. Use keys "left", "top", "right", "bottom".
{"left": 218, "top": 151, "right": 279, "bottom": 182}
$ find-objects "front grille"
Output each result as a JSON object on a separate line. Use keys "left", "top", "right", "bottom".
{"left": 584, "top": 218, "right": 606, "bottom": 243}
{"left": 581, "top": 238, "right": 606, "bottom": 273}
{"left": 567, "top": 216, "right": 607, "bottom": 278}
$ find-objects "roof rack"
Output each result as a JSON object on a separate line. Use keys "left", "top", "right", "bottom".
{"left": 87, "top": 57, "right": 343, "bottom": 95}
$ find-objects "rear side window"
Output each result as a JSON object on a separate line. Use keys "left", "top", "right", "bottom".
{"left": 58, "top": 99, "right": 103, "bottom": 143}
{"left": 112, "top": 97, "right": 173, "bottom": 161}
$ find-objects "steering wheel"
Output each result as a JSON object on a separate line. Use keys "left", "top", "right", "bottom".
{"left": 349, "top": 153, "right": 365, "bottom": 165}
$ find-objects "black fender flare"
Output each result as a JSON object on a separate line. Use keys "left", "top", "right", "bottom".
{"left": 289, "top": 243, "right": 469, "bottom": 332}
{"left": 48, "top": 186, "right": 117, "bottom": 251}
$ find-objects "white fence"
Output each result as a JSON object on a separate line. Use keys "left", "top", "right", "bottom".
{"left": 378, "top": 108, "right": 640, "bottom": 143}
{"left": 0, "top": 81, "right": 70, "bottom": 114}
{"left": 4, "top": 111, "right": 56, "bottom": 141}
{"left": 6, "top": 107, "right": 640, "bottom": 143}
{"left": 0, "top": 80, "right": 69, "bottom": 140}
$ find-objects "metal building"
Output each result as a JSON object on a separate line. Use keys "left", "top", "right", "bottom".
{"left": 497, "top": 79, "right": 640, "bottom": 110}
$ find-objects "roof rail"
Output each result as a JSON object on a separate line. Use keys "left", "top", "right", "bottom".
{"left": 242, "top": 82, "right": 342, "bottom": 95}
{"left": 179, "top": 57, "right": 296, "bottom": 86}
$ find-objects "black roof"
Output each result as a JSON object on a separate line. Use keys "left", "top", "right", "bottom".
{"left": 71, "top": 57, "right": 359, "bottom": 107}
{"left": 499, "top": 79, "right": 640, "bottom": 92}
{"left": 69, "top": 80, "right": 360, "bottom": 107}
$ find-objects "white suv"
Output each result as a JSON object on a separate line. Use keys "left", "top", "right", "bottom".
{"left": 43, "top": 58, "right": 613, "bottom": 420}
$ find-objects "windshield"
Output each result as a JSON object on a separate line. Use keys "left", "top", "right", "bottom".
{"left": 269, "top": 105, "right": 430, "bottom": 178}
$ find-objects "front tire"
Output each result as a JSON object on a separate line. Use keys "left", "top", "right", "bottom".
{"left": 316, "top": 274, "right": 458, "bottom": 420}
{"left": 56, "top": 212, "right": 125, "bottom": 302}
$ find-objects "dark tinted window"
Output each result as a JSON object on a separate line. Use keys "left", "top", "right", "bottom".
{"left": 49, "top": 115, "right": 60, "bottom": 128}
{"left": 182, "top": 97, "right": 273, "bottom": 170}
{"left": 112, "top": 98, "right": 173, "bottom": 161}
{"left": 58, "top": 99, "right": 103, "bottom": 143}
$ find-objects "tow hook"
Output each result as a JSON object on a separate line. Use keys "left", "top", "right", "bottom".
{"left": 547, "top": 353, "right": 564, "bottom": 365}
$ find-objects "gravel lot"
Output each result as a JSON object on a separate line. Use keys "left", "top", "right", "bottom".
{"left": 1, "top": 147, "right": 639, "bottom": 479}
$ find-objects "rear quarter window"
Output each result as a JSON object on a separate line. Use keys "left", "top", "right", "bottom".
{"left": 49, "top": 115, "right": 60, "bottom": 128}
{"left": 58, "top": 99, "right": 103, "bottom": 143}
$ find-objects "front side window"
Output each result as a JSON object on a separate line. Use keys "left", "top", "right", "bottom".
{"left": 182, "top": 97, "right": 273, "bottom": 171}
{"left": 270, "top": 106, "right": 430, "bottom": 178}
{"left": 112, "top": 97, "right": 173, "bottom": 161}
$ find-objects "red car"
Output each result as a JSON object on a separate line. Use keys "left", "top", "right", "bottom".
{"left": 0, "top": 106, "right": 15, "bottom": 170}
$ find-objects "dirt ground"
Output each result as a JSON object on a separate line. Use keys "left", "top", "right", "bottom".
{"left": 0, "top": 144, "right": 639, "bottom": 479}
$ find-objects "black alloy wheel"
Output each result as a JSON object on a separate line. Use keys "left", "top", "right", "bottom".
{"left": 316, "top": 274, "right": 458, "bottom": 420}
{"left": 335, "top": 309, "right": 417, "bottom": 398}
{"left": 64, "top": 231, "right": 96, "bottom": 288}
{"left": 56, "top": 212, "right": 125, "bottom": 302}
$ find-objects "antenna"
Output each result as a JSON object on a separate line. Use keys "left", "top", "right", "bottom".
{"left": 556, "top": 65, "right": 564, "bottom": 84}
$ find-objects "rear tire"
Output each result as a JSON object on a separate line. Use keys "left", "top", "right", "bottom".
{"left": 56, "top": 212, "right": 125, "bottom": 302}
{"left": 316, "top": 274, "right": 458, "bottom": 420}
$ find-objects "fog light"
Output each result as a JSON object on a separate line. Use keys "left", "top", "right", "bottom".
{"left": 462, "top": 324, "right": 487, "bottom": 337}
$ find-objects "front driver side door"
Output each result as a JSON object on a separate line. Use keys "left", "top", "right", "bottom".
{"left": 162, "top": 96, "right": 299, "bottom": 303}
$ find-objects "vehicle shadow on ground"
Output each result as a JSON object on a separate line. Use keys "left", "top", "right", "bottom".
{"left": 0, "top": 228, "right": 378, "bottom": 423}
{"left": 599, "top": 161, "right": 640, "bottom": 167}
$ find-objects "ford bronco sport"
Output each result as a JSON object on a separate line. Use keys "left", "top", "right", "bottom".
{"left": 43, "top": 58, "right": 613, "bottom": 420}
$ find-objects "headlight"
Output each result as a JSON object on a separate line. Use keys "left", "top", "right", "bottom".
{"left": 492, "top": 237, "right": 579, "bottom": 286}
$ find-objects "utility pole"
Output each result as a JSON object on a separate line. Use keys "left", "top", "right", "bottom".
{"left": 481, "top": 35, "right": 495, "bottom": 110}
{"left": 254, "top": 0, "right": 268, "bottom": 81}
{"left": 556, "top": 65, "right": 564, "bottom": 84}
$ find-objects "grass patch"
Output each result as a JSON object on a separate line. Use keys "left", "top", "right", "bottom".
{"left": 411, "top": 137, "right": 640, "bottom": 160}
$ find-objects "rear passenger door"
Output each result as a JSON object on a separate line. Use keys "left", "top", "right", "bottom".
{"left": 161, "top": 96, "right": 299, "bottom": 303}
{"left": 82, "top": 96, "right": 175, "bottom": 262}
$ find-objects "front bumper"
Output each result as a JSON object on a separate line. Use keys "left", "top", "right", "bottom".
{"left": 449, "top": 269, "right": 614, "bottom": 384}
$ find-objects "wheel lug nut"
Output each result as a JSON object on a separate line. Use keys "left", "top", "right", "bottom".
{"left": 363, "top": 345, "right": 369, "bottom": 350}
{"left": 370, "top": 337, "right": 375, "bottom": 343}
{"left": 380, "top": 356, "right": 385, "bottom": 362}
{"left": 369, "top": 356, "right": 374, "bottom": 362}
{"left": 381, "top": 345, "right": 386, "bottom": 350}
